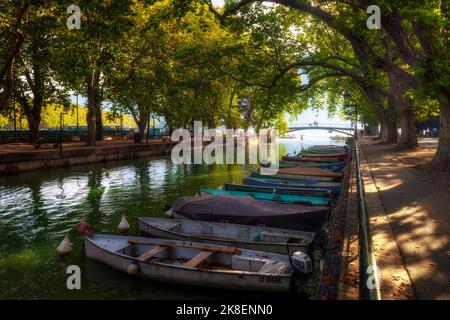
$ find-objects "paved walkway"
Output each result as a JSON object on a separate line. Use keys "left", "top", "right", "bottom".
{"left": 361, "top": 137, "right": 449, "bottom": 300}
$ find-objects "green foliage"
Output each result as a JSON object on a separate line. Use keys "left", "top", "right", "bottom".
{"left": 1, "top": 0, "right": 446, "bottom": 143}
{"left": 0, "top": 103, "right": 135, "bottom": 128}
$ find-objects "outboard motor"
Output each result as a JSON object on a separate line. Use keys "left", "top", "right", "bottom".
{"left": 291, "top": 251, "right": 313, "bottom": 281}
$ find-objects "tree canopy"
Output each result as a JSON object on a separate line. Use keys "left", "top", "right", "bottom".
{"left": 0, "top": 0, "right": 448, "bottom": 167}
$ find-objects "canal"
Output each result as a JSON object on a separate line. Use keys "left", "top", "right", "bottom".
{"left": 0, "top": 139, "right": 345, "bottom": 299}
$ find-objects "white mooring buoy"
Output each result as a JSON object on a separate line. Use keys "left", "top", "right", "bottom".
{"left": 117, "top": 215, "right": 130, "bottom": 233}
{"left": 57, "top": 235, "right": 73, "bottom": 256}
{"left": 127, "top": 262, "right": 139, "bottom": 275}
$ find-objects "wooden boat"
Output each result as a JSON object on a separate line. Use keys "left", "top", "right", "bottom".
{"left": 137, "top": 217, "right": 317, "bottom": 255}
{"left": 222, "top": 183, "right": 332, "bottom": 198}
{"left": 165, "top": 194, "right": 331, "bottom": 232}
{"left": 279, "top": 160, "right": 346, "bottom": 171}
{"left": 250, "top": 171, "right": 338, "bottom": 182}
{"left": 277, "top": 167, "right": 342, "bottom": 179}
{"left": 308, "top": 145, "right": 348, "bottom": 153}
{"left": 201, "top": 188, "right": 331, "bottom": 206}
{"left": 305, "top": 146, "right": 348, "bottom": 154}
{"left": 282, "top": 156, "right": 342, "bottom": 163}
{"left": 84, "top": 234, "right": 312, "bottom": 292}
{"left": 244, "top": 177, "right": 342, "bottom": 195}
{"left": 300, "top": 152, "right": 348, "bottom": 159}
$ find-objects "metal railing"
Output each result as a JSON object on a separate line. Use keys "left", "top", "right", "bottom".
{"left": 355, "top": 141, "right": 382, "bottom": 300}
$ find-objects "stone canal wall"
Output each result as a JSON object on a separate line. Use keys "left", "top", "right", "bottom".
{"left": 315, "top": 139, "right": 355, "bottom": 300}
{"left": 0, "top": 141, "right": 177, "bottom": 175}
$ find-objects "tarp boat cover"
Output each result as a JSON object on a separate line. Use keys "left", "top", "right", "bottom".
{"left": 171, "top": 194, "right": 331, "bottom": 232}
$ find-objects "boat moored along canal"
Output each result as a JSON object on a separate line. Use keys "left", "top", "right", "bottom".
{"left": 84, "top": 234, "right": 312, "bottom": 292}
{"left": 80, "top": 142, "right": 350, "bottom": 294}
{"left": 137, "top": 217, "right": 317, "bottom": 255}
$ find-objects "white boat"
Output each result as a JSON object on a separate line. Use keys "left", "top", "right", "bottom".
{"left": 84, "top": 234, "right": 312, "bottom": 292}
{"left": 138, "top": 217, "right": 316, "bottom": 255}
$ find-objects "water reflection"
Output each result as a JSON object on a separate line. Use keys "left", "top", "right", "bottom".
{"left": 0, "top": 140, "right": 343, "bottom": 298}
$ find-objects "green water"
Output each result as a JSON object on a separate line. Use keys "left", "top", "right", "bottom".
{"left": 0, "top": 140, "right": 343, "bottom": 299}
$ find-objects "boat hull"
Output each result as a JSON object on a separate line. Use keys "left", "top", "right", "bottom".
{"left": 223, "top": 183, "right": 331, "bottom": 198}
{"left": 137, "top": 218, "right": 315, "bottom": 255}
{"left": 282, "top": 156, "right": 342, "bottom": 163}
{"left": 300, "top": 152, "right": 348, "bottom": 159}
{"left": 84, "top": 235, "right": 294, "bottom": 292}
{"left": 279, "top": 161, "right": 346, "bottom": 172}
{"left": 277, "top": 167, "right": 342, "bottom": 179}
{"left": 244, "top": 178, "right": 341, "bottom": 195}
{"left": 201, "top": 189, "right": 330, "bottom": 206}
{"left": 250, "top": 171, "right": 338, "bottom": 182}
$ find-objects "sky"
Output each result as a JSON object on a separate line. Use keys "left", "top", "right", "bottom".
{"left": 211, "top": 0, "right": 225, "bottom": 6}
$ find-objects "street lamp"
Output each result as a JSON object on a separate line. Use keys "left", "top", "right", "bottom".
{"left": 146, "top": 112, "right": 151, "bottom": 143}
{"left": 12, "top": 92, "right": 17, "bottom": 141}
{"left": 59, "top": 112, "right": 66, "bottom": 150}
{"left": 76, "top": 94, "right": 79, "bottom": 136}
{"left": 120, "top": 113, "right": 123, "bottom": 137}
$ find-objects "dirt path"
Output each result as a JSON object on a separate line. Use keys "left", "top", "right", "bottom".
{"left": 360, "top": 137, "right": 450, "bottom": 300}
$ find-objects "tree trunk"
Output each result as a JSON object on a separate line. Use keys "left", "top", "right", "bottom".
{"left": 0, "top": 3, "right": 29, "bottom": 109}
{"left": 0, "top": 63, "right": 15, "bottom": 111}
{"left": 359, "top": 85, "right": 392, "bottom": 142}
{"left": 379, "top": 118, "right": 387, "bottom": 140}
{"left": 369, "top": 124, "right": 380, "bottom": 136}
{"left": 94, "top": 71, "right": 103, "bottom": 141}
{"left": 207, "top": 112, "right": 216, "bottom": 128}
{"left": 137, "top": 119, "right": 147, "bottom": 143}
{"left": 22, "top": 39, "right": 44, "bottom": 144}
{"left": 385, "top": 99, "right": 398, "bottom": 143}
{"left": 431, "top": 101, "right": 450, "bottom": 169}
{"left": 86, "top": 74, "right": 96, "bottom": 146}
{"left": 95, "top": 103, "right": 103, "bottom": 141}
{"left": 387, "top": 71, "right": 418, "bottom": 149}
{"left": 386, "top": 118, "right": 398, "bottom": 144}
{"left": 27, "top": 113, "right": 40, "bottom": 143}
{"left": 133, "top": 106, "right": 150, "bottom": 143}
{"left": 398, "top": 108, "right": 418, "bottom": 149}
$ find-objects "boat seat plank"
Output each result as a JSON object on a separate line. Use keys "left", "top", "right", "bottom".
{"left": 137, "top": 246, "right": 167, "bottom": 261}
{"left": 183, "top": 251, "right": 213, "bottom": 268}
{"left": 259, "top": 261, "right": 287, "bottom": 275}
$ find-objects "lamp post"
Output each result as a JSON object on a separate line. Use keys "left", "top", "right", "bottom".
{"left": 59, "top": 112, "right": 66, "bottom": 150}
{"left": 146, "top": 112, "right": 150, "bottom": 143}
{"left": 120, "top": 113, "right": 123, "bottom": 137}
{"left": 152, "top": 114, "right": 156, "bottom": 139}
{"left": 13, "top": 93, "right": 17, "bottom": 141}
{"left": 76, "top": 94, "right": 79, "bottom": 136}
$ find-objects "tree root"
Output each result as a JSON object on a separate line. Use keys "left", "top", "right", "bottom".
{"left": 425, "top": 156, "right": 450, "bottom": 172}
{"left": 374, "top": 139, "right": 397, "bottom": 145}
{"left": 393, "top": 143, "right": 421, "bottom": 151}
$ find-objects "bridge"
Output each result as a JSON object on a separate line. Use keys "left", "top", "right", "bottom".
{"left": 287, "top": 125, "right": 355, "bottom": 136}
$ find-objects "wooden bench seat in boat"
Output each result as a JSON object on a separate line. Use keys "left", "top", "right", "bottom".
{"left": 183, "top": 251, "right": 213, "bottom": 268}
{"left": 137, "top": 246, "right": 168, "bottom": 261}
{"left": 232, "top": 255, "right": 270, "bottom": 272}
{"left": 259, "top": 261, "right": 288, "bottom": 275}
